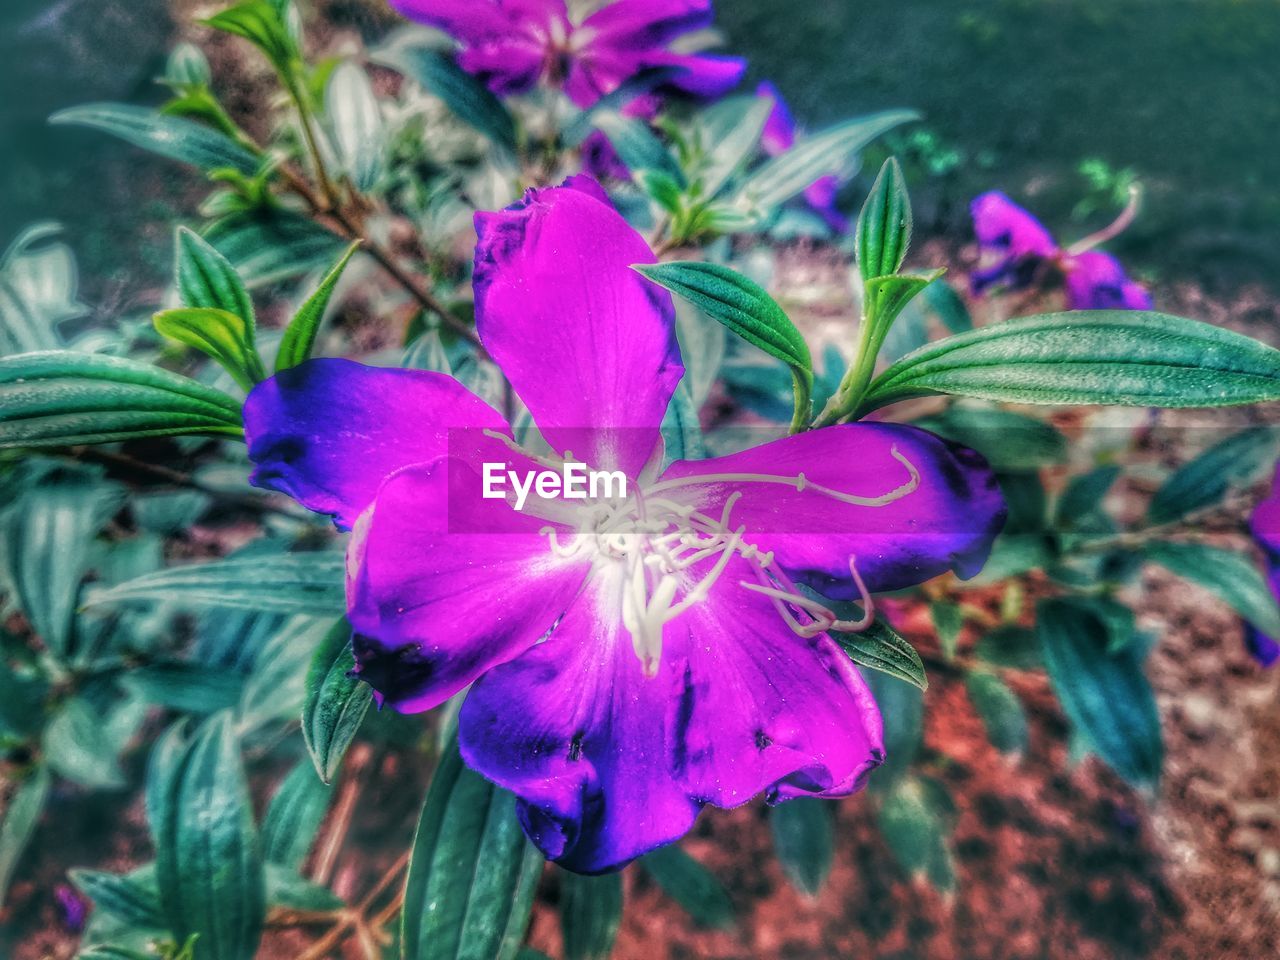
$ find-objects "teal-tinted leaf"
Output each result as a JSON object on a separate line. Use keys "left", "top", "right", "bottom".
{"left": 864, "top": 671, "right": 923, "bottom": 788}
{"left": 913, "top": 404, "right": 1067, "bottom": 472}
{"left": 85, "top": 553, "right": 346, "bottom": 615}
{"left": 70, "top": 868, "right": 166, "bottom": 928}
{"left": 560, "top": 871, "right": 623, "bottom": 960}
{"left": 876, "top": 777, "right": 956, "bottom": 892}
{"left": 696, "top": 94, "right": 775, "bottom": 200}
{"left": 965, "top": 671, "right": 1028, "bottom": 755}
{"left": 50, "top": 104, "right": 259, "bottom": 175}
{"left": 123, "top": 663, "right": 246, "bottom": 715}
{"left": 175, "top": 227, "right": 255, "bottom": 331}
{"left": 1147, "top": 426, "right": 1280, "bottom": 524}
{"left": 0, "top": 350, "right": 244, "bottom": 448}
{"left": 0, "top": 765, "right": 49, "bottom": 905}
{"left": 1037, "top": 598, "right": 1162, "bottom": 789}
{"left": 769, "top": 798, "right": 833, "bottom": 897}
{"left": 659, "top": 383, "right": 705, "bottom": 467}
{"left": 930, "top": 600, "right": 964, "bottom": 660}
{"left": 378, "top": 47, "right": 516, "bottom": 154}
{"left": 639, "top": 845, "right": 734, "bottom": 930}
{"left": 922, "top": 278, "right": 972, "bottom": 333}
{"left": 154, "top": 308, "right": 266, "bottom": 392}
{"left": 1144, "top": 540, "right": 1280, "bottom": 638}
{"left": 830, "top": 616, "right": 927, "bottom": 691}
{"left": 133, "top": 490, "right": 211, "bottom": 535}
{"left": 204, "top": 211, "right": 347, "bottom": 288}
{"left": 203, "top": 0, "right": 297, "bottom": 73}
{"left": 238, "top": 616, "right": 331, "bottom": 733}
{"left": 275, "top": 242, "right": 360, "bottom": 372}
{"left": 856, "top": 157, "right": 911, "bottom": 283}
{"left": 148, "top": 713, "right": 266, "bottom": 960}
{"left": 302, "top": 619, "right": 372, "bottom": 784}
{"left": 326, "top": 62, "right": 385, "bottom": 192}
{"left": 635, "top": 261, "right": 811, "bottom": 382}
{"left": 974, "top": 625, "right": 1041, "bottom": 670}
{"left": 967, "top": 533, "right": 1056, "bottom": 583}
{"left": 0, "top": 223, "right": 85, "bottom": 353}
{"left": 733, "top": 111, "right": 918, "bottom": 221}
{"left": 1056, "top": 465, "right": 1120, "bottom": 527}
{"left": 0, "top": 662, "right": 48, "bottom": 741}
{"left": 264, "top": 863, "right": 343, "bottom": 912}
{"left": 44, "top": 697, "right": 128, "bottom": 788}
{"left": 400, "top": 739, "right": 543, "bottom": 960}
{"left": 1, "top": 478, "right": 117, "bottom": 658}
{"left": 1069, "top": 596, "right": 1137, "bottom": 654}
{"left": 165, "top": 42, "right": 213, "bottom": 87}
{"left": 593, "top": 113, "right": 684, "bottom": 185}
{"left": 261, "top": 760, "right": 332, "bottom": 871}
{"left": 860, "top": 311, "right": 1280, "bottom": 413}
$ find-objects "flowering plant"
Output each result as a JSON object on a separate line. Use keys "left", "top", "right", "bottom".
{"left": 3, "top": 1, "right": 1280, "bottom": 958}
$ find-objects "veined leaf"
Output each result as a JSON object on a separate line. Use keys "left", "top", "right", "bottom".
{"left": 203, "top": 0, "right": 297, "bottom": 74}
{"left": 326, "top": 62, "right": 385, "bottom": 192}
{"left": 830, "top": 616, "right": 927, "bottom": 691}
{"left": 0, "top": 350, "right": 243, "bottom": 448}
{"left": 147, "top": 714, "right": 266, "bottom": 960}
{"left": 1037, "top": 598, "right": 1162, "bottom": 789}
{"left": 696, "top": 94, "right": 775, "bottom": 200}
{"left": 1147, "top": 426, "right": 1280, "bottom": 524}
{"left": 592, "top": 113, "right": 685, "bottom": 185}
{"left": 0, "top": 766, "right": 49, "bottom": 906}
{"left": 769, "top": 798, "right": 833, "bottom": 897}
{"left": 1144, "top": 540, "right": 1280, "bottom": 639}
{"left": 302, "top": 620, "right": 372, "bottom": 784}
{"left": 275, "top": 242, "right": 360, "bottom": 371}
{"left": 377, "top": 47, "right": 516, "bottom": 154}
{"left": 70, "top": 868, "right": 167, "bottom": 929}
{"left": 913, "top": 404, "right": 1067, "bottom": 472}
{"left": 639, "top": 845, "right": 734, "bottom": 930}
{"left": 857, "top": 157, "right": 912, "bottom": 283}
{"left": 261, "top": 760, "right": 332, "bottom": 872}
{"left": 860, "top": 311, "right": 1280, "bottom": 413}
{"left": 86, "top": 553, "right": 344, "bottom": 613}
{"left": 560, "top": 871, "right": 623, "bottom": 960}
{"left": 154, "top": 308, "right": 267, "bottom": 391}
{"left": 732, "top": 110, "right": 918, "bottom": 221}
{"left": 204, "top": 211, "right": 347, "bottom": 288}
{"left": 174, "top": 227, "right": 256, "bottom": 330}
{"left": 400, "top": 739, "right": 543, "bottom": 960}
{"left": 50, "top": 104, "right": 260, "bottom": 175}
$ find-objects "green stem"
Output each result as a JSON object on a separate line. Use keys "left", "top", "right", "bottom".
{"left": 788, "top": 369, "right": 813, "bottom": 435}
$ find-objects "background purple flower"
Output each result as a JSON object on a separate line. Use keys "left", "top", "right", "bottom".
{"left": 758, "top": 81, "right": 849, "bottom": 233}
{"left": 970, "top": 190, "right": 1151, "bottom": 310}
{"left": 1247, "top": 466, "right": 1280, "bottom": 666}
{"left": 244, "top": 177, "right": 1006, "bottom": 872}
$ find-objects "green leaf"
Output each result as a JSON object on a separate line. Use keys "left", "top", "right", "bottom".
{"left": 70, "top": 868, "right": 167, "bottom": 928}
{"left": 974, "top": 625, "right": 1041, "bottom": 670}
{"left": 922, "top": 279, "right": 972, "bottom": 333}
{"left": 1056, "top": 464, "right": 1121, "bottom": 527}
{"left": 863, "top": 271, "right": 943, "bottom": 342}
{"left": 265, "top": 863, "right": 343, "bottom": 912}
{"left": 275, "top": 242, "right": 360, "bottom": 372}
{"left": 639, "top": 845, "right": 734, "bottom": 930}
{"left": 732, "top": 110, "right": 918, "bottom": 222}
{"left": 560, "top": 871, "right": 623, "bottom": 960}
{"left": 830, "top": 616, "right": 927, "bottom": 691}
{"left": 769, "top": 798, "right": 833, "bottom": 897}
{"left": 0, "top": 766, "right": 49, "bottom": 906}
{"left": 204, "top": 211, "right": 347, "bottom": 288}
{"left": 203, "top": 0, "right": 297, "bottom": 74}
{"left": 696, "top": 94, "right": 775, "bottom": 200}
{"left": 856, "top": 157, "right": 912, "bottom": 283}
{"left": 1144, "top": 540, "right": 1280, "bottom": 638}
{"left": 261, "top": 760, "right": 332, "bottom": 871}
{"left": 302, "top": 619, "right": 373, "bottom": 784}
{"left": 930, "top": 600, "right": 964, "bottom": 661}
{"left": 85, "top": 553, "right": 346, "bottom": 615}
{"left": 864, "top": 671, "right": 923, "bottom": 788}
{"left": 50, "top": 104, "right": 260, "bottom": 175}
{"left": 965, "top": 671, "right": 1029, "bottom": 756}
{"left": 593, "top": 113, "right": 684, "bottom": 185}
{"left": 635, "top": 261, "right": 812, "bottom": 430}
{"left": 154, "top": 308, "right": 267, "bottom": 392}
{"left": 378, "top": 47, "right": 516, "bottom": 154}
{"left": 0, "top": 350, "right": 244, "bottom": 448}
{"left": 43, "top": 697, "right": 128, "bottom": 789}
{"left": 123, "top": 664, "right": 246, "bottom": 715}
{"left": 147, "top": 713, "right": 266, "bottom": 960}
{"left": 400, "top": 739, "right": 543, "bottom": 960}
{"left": 1147, "top": 426, "right": 1280, "bottom": 524}
{"left": 165, "top": 42, "right": 213, "bottom": 87}
{"left": 326, "top": 62, "right": 385, "bottom": 192}
{"left": 913, "top": 404, "right": 1067, "bottom": 472}
{"left": 860, "top": 311, "right": 1280, "bottom": 413}
{"left": 876, "top": 777, "right": 955, "bottom": 892}
{"left": 1037, "top": 598, "right": 1162, "bottom": 789}
{"left": 174, "top": 227, "right": 256, "bottom": 331}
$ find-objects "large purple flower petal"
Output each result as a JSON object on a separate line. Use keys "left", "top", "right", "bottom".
{"left": 670, "top": 555, "right": 884, "bottom": 806}
{"left": 388, "top": 0, "right": 513, "bottom": 42}
{"left": 1063, "top": 250, "right": 1153, "bottom": 311}
{"left": 347, "top": 454, "right": 591, "bottom": 713}
{"left": 459, "top": 565, "right": 701, "bottom": 873}
{"left": 659, "top": 422, "right": 1006, "bottom": 597}
{"left": 473, "top": 177, "right": 684, "bottom": 477}
{"left": 243, "top": 359, "right": 507, "bottom": 529}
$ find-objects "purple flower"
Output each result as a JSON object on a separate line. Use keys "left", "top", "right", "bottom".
{"left": 970, "top": 191, "right": 1152, "bottom": 310}
{"left": 55, "top": 883, "right": 88, "bottom": 933}
{"left": 1247, "top": 467, "right": 1280, "bottom": 667}
{"left": 390, "top": 0, "right": 745, "bottom": 108}
{"left": 244, "top": 177, "right": 1006, "bottom": 872}
{"left": 757, "top": 82, "right": 849, "bottom": 233}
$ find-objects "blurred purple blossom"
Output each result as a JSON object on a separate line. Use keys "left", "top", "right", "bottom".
{"left": 757, "top": 81, "right": 849, "bottom": 233}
